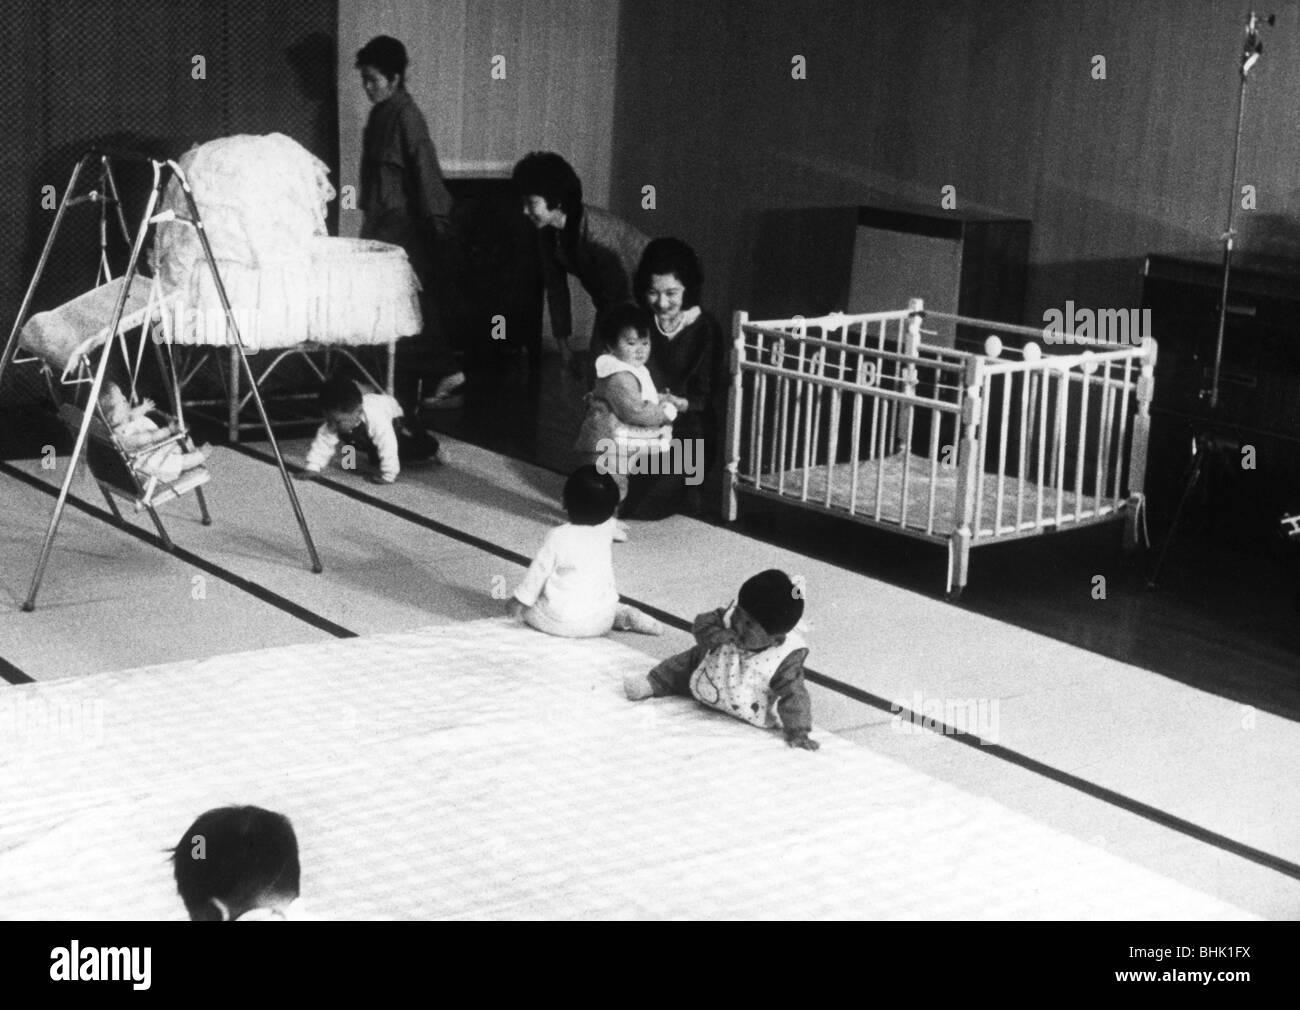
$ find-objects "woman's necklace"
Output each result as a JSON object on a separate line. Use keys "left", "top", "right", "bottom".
{"left": 655, "top": 313, "right": 686, "bottom": 337}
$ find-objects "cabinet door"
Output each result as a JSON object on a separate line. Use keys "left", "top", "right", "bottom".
{"left": 848, "top": 225, "right": 963, "bottom": 346}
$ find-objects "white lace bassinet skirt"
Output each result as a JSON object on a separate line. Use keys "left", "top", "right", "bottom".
{"left": 153, "top": 237, "right": 422, "bottom": 350}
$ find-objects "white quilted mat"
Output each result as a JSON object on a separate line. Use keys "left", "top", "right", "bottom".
{"left": 0, "top": 619, "right": 1255, "bottom": 920}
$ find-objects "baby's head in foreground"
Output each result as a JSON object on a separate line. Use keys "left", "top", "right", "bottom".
{"left": 731, "top": 569, "right": 804, "bottom": 650}
{"left": 172, "top": 805, "right": 301, "bottom": 921}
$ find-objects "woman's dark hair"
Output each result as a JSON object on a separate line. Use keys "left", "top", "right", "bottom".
{"left": 319, "top": 374, "right": 363, "bottom": 414}
{"left": 172, "top": 806, "right": 300, "bottom": 918}
{"left": 511, "top": 151, "right": 583, "bottom": 216}
{"left": 563, "top": 465, "right": 620, "bottom": 526}
{"left": 634, "top": 237, "right": 704, "bottom": 310}
{"left": 356, "top": 35, "right": 408, "bottom": 85}
{"left": 737, "top": 569, "right": 804, "bottom": 636}
{"left": 594, "top": 302, "right": 651, "bottom": 353}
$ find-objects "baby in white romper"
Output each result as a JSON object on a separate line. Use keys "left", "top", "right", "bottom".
{"left": 510, "top": 465, "right": 662, "bottom": 638}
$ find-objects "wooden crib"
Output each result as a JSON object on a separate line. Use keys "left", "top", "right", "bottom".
{"left": 722, "top": 300, "right": 1157, "bottom": 598}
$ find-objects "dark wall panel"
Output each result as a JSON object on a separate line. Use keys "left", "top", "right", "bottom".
{"left": 1, "top": 0, "right": 337, "bottom": 402}
{"left": 610, "top": 0, "right": 1300, "bottom": 334}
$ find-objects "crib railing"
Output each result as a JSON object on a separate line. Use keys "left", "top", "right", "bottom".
{"left": 723, "top": 299, "right": 1157, "bottom": 595}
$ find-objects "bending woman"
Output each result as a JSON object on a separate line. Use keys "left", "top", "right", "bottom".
{"left": 512, "top": 152, "right": 649, "bottom": 379}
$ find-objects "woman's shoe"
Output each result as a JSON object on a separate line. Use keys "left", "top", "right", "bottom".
{"left": 421, "top": 371, "right": 467, "bottom": 410}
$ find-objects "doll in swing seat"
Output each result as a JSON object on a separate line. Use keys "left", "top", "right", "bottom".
{"left": 99, "top": 382, "right": 212, "bottom": 483}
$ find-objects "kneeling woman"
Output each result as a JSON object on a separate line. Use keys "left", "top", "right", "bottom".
{"left": 620, "top": 238, "right": 728, "bottom": 519}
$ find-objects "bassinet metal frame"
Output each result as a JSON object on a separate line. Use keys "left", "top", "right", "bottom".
{"left": 170, "top": 339, "right": 396, "bottom": 443}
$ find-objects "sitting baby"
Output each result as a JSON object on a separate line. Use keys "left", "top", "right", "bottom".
{"left": 624, "top": 569, "right": 818, "bottom": 750}
{"left": 99, "top": 383, "right": 210, "bottom": 483}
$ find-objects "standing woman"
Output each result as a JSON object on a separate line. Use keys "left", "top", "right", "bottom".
{"left": 356, "top": 35, "right": 466, "bottom": 408}
{"left": 622, "top": 237, "right": 728, "bottom": 519}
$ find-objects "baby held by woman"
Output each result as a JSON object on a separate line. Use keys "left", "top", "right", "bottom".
{"left": 573, "top": 303, "right": 687, "bottom": 541}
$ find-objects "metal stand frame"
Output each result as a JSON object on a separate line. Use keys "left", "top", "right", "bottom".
{"left": 175, "top": 340, "right": 396, "bottom": 442}
{"left": 0, "top": 149, "right": 323, "bottom": 611}
{"left": 1148, "top": 14, "right": 1269, "bottom": 588}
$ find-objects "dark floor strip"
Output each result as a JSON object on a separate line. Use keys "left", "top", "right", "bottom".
{"left": 0, "top": 461, "right": 356, "bottom": 641}
{"left": 230, "top": 446, "right": 538, "bottom": 567}
{"left": 231, "top": 445, "right": 695, "bottom": 626}
{"left": 230, "top": 443, "right": 1300, "bottom": 884}
{"left": 0, "top": 654, "right": 36, "bottom": 684}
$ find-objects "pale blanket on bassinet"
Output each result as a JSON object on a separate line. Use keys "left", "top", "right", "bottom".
{"left": 18, "top": 275, "right": 156, "bottom": 377}
{"left": 0, "top": 619, "right": 1255, "bottom": 920}
{"left": 149, "top": 133, "right": 421, "bottom": 350}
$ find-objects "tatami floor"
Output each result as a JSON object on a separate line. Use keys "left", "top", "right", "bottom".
{"left": 1, "top": 406, "right": 1297, "bottom": 919}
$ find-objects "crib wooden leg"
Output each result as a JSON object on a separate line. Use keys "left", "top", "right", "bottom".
{"left": 1123, "top": 493, "right": 1147, "bottom": 551}
{"left": 723, "top": 464, "right": 739, "bottom": 522}
{"left": 947, "top": 530, "right": 971, "bottom": 600}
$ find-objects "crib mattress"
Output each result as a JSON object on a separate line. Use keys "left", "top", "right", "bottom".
{"left": 0, "top": 619, "right": 1249, "bottom": 920}
{"left": 754, "top": 452, "right": 1117, "bottom": 538}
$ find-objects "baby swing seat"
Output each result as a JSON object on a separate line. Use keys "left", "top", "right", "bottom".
{"left": 56, "top": 402, "right": 211, "bottom": 550}
{"left": 18, "top": 271, "right": 214, "bottom": 549}
{"left": 0, "top": 148, "right": 323, "bottom": 611}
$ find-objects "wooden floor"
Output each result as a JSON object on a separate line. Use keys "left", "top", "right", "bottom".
{"left": 4, "top": 346, "right": 1296, "bottom": 719}
{"left": 435, "top": 351, "right": 1300, "bottom": 723}
{"left": 5, "top": 349, "right": 1296, "bottom": 718}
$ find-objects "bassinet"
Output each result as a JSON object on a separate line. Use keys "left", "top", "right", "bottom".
{"left": 149, "top": 133, "right": 423, "bottom": 439}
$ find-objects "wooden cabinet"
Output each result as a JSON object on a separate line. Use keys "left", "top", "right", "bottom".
{"left": 1141, "top": 254, "right": 1300, "bottom": 440}
{"left": 749, "top": 205, "right": 1031, "bottom": 347}
{"left": 1140, "top": 253, "right": 1300, "bottom": 539}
